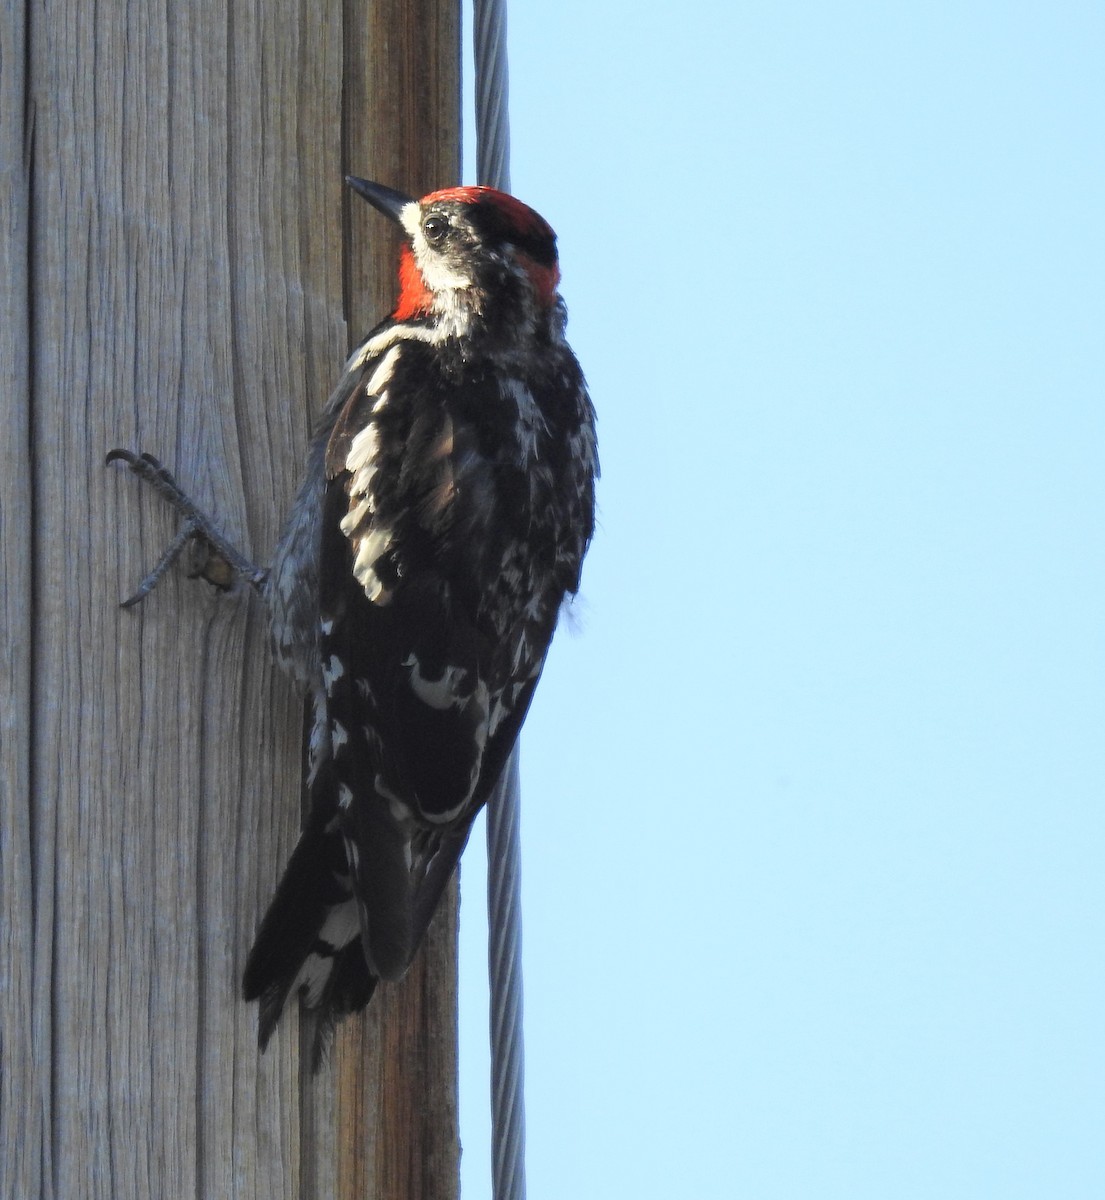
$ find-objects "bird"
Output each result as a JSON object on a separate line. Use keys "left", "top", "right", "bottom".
{"left": 109, "top": 178, "right": 597, "bottom": 1064}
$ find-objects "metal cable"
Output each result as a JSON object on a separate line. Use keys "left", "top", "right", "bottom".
{"left": 473, "top": 5, "right": 525, "bottom": 1198}
{"left": 474, "top": 0, "right": 512, "bottom": 193}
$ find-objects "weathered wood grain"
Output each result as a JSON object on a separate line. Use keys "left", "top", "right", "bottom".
{"left": 1, "top": 2, "right": 43, "bottom": 1198}
{"left": 3, "top": 1, "right": 462, "bottom": 1196}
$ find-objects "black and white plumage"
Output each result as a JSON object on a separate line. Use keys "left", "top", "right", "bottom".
{"left": 239, "top": 180, "right": 597, "bottom": 1058}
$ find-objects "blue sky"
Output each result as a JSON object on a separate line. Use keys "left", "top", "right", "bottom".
{"left": 458, "top": 3, "right": 1104, "bottom": 1197}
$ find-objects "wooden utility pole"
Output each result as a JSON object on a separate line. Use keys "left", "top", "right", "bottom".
{"left": 1, "top": 2, "right": 461, "bottom": 1197}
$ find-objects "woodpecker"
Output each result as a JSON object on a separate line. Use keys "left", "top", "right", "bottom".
{"left": 110, "top": 179, "right": 597, "bottom": 1063}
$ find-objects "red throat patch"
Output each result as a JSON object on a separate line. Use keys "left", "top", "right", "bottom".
{"left": 393, "top": 246, "right": 433, "bottom": 319}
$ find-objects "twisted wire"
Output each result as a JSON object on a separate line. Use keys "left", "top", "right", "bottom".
{"left": 473, "top": 5, "right": 525, "bottom": 1197}
{"left": 474, "top": 0, "right": 512, "bottom": 193}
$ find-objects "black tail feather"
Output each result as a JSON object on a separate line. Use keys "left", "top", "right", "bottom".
{"left": 302, "top": 943, "right": 378, "bottom": 1071}
{"left": 243, "top": 809, "right": 377, "bottom": 1066}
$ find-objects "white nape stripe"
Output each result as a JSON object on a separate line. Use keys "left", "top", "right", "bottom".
{"left": 356, "top": 319, "right": 465, "bottom": 358}
{"left": 331, "top": 720, "right": 348, "bottom": 752}
{"left": 323, "top": 655, "right": 345, "bottom": 690}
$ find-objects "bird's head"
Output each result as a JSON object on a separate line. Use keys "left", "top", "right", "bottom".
{"left": 347, "top": 178, "right": 562, "bottom": 328}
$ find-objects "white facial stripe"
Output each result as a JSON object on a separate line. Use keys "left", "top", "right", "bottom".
{"left": 398, "top": 201, "right": 423, "bottom": 240}
{"left": 404, "top": 202, "right": 472, "bottom": 291}
{"left": 416, "top": 251, "right": 472, "bottom": 292}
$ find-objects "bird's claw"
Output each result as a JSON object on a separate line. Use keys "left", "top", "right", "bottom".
{"left": 107, "top": 448, "right": 268, "bottom": 608}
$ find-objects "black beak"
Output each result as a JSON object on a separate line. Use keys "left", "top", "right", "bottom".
{"left": 346, "top": 177, "right": 415, "bottom": 225}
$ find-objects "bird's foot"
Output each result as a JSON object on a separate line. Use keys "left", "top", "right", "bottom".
{"left": 106, "top": 449, "right": 268, "bottom": 608}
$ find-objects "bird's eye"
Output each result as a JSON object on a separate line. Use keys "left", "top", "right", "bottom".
{"left": 422, "top": 215, "right": 449, "bottom": 244}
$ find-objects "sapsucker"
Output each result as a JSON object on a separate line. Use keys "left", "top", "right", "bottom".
{"left": 110, "top": 179, "right": 597, "bottom": 1063}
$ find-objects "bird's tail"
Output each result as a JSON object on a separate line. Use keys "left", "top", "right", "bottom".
{"left": 242, "top": 807, "right": 376, "bottom": 1069}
